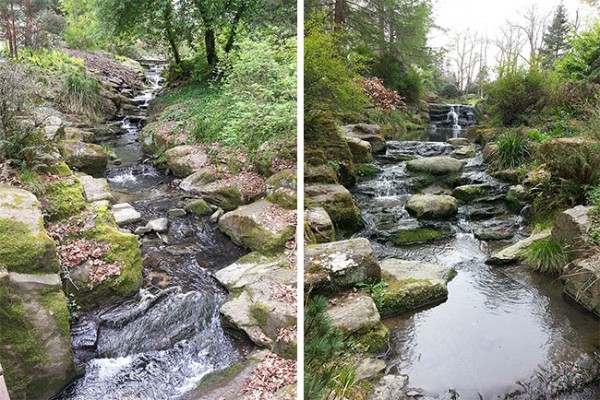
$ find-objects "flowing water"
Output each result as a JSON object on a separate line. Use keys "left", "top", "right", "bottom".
{"left": 350, "top": 108, "right": 600, "bottom": 399}
{"left": 55, "top": 63, "right": 250, "bottom": 400}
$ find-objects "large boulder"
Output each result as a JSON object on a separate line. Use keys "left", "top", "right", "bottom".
{"left": 305, "top": 207, "right": 335, "bottom": 244}
{"left": 266, "top": 168, "right": 297, "bottom": 210}
{"left": 178, "top": 167, "right": 219, "bottom": 192}
{"left": 377, "top": 259, "right": 456, "bottom": 317}
{"left": 41, "top": 177, "right": 86, "bottom": 221}
{"left": 304, "top": 238, "right": 380, "bottom": 293}
{"left": 0, "top": 186, "right": 58, "bottom": 273}
{"left": 326, "top": 294, "right": 389, "bottom": 353}
{"left": 304, "top": 165, "right": 339, "bottom": 184}
{"left": 215, "top": 253, "right": 296, "bottom": 359}
{"left": 164, "top": 145, "right": 211, "bottom": 178}
{"left": 305, "top": 183, "right": 363, "bottom": 232}
{"left": 486, "top": 229, "right": 551, "bottom": 265}
{"left": 218, "top": 200, "right": 296, "bottom": 255}
{"left": 552, "top": 205, "right": 594, "bottom": 261}
{"left": 405, "top": 194, "right": 458, "bottom": 219}
{"left": 406, "top": 156, "right": 464, "bottom": 175}
{"left": 0, "top": 268, "right": 75, "bottom": 399}
{"left": 345, "top": 137, "right": 373, "bottom": 164}
{"left": 66, "top": 207, "right": 143, "bottom": 310}
{"left": 57, "top": 127, "right": 95, "bottom": 143}
{"left": 197, "top": 173, "right": 266, "bottom": 211}
{"left": 562, "top": 254, "right": 600, "bottom": 317}
{"left": 342, "top": 124, "right": 387, "bottom": 154}
{"left": 58, "top": 140, "right": 108, "bottom": 176}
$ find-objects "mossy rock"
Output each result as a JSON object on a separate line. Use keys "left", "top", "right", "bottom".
{"left": 184, "top": 199, "right": 212, "bottom": 216}
{"left": 266, "top": 168, "right": 297, "bottom": 210}
{"left": 391, "top": 226, "right": 451, "bottom": 245}
{"left": 199, "top": 181, "right": 244, "bottom": 211}
{"left": 490, "top": 169, "right": 521, "bottom": 184}
{"left": 42, "top": 162, "right": 72, "bottom": 177}
{"left": 70, "top": 207, "right": 143, "bottom": 310}
{"left": 0, "top": 185, "right": 58, "bottom": 272}
{"left": 305, "top": 184, "right": 364, "bottom": 233}
{"left": 353, "top": 322, "right": 389, "bottom": 354}
{"left": 58, "top": 140, "right": 108, "bottom": 177}
{"left": 42, "top": 178, "right": 86, "bottom": 221}
{"left": 304, "top": 165, "right": 339, "bottom": 184}
{"left": 405, "top": 194, "right": 458, "bottom": 220}
{"left": 0, "top": 270, "right": 75, "bottom": 399}
{"left": 452, "top": 184, "right": 492, "bottom": 203}
{"left": 464, "top": 126, "right": 505, "bottom": 145}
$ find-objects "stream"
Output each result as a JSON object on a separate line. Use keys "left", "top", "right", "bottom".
{"left": 55, "top": 62, "right": 250, "bottom": 400}
{"left": 350, "top": 107, "right": 600, "bottom": 399}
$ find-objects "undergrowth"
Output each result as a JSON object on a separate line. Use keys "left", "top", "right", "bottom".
{"left": 494, "top": 130, "right": 530, "bottom": 169}
{"left": 525, "top": 238, "right": 569, "bottom": 276}
{"left": 59, "top": 70, "right": 103, "bottom": 118}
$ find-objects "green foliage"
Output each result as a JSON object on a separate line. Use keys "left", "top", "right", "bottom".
{"left": 304, "top": 16, "right": 369, "bottom": 119}
{"left": 304, "top": 296, "right": 344, "bottom": 400}
{"left": 58, "top": 70, "right": 103, "bottom": 119}
{"left": 494, "top": 130, "right": 530, "bottom": 169}
{"left": 60, "top": 0, "right": 106, "bottom": 49}
{"left": 189, "top": 33, "right": 296, "bottom": 153}
{"left": 555, "top": 23, "right": 600, "bottom": 82}
{"left": 525, "top": 238, "right": 569, "bottom": 276}
{"left": 540, "top": 4, "right": 571, "bottom": 69}
{"left": 488, "top": 68, "right": 558, "bottom": 126}
{"left": 358, "top": 280, "right": 388, "bottom": 311}
{"left": 532, "top": 140, "right": 600, "bottom": 216}
{"left": 586, "top": 185, "right": 600, "bottom": 206}
{"left": 18, "top": 48, "right": 84, "bottom": 72}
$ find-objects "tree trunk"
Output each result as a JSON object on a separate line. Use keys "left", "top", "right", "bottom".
{"left": 2, "top": 11, "right": 14, "bottom": 57}
{"left": 10, "top": 1, "right": 17, "bottom": 58}
{"left": 163, "top": 3, "right": 181, "bottom": 65}
{"left": 205, "top": 28, "right": 217, "bottom": 66}
{"left": 24, "top": 0, "right": 33, "bottom": 47}
{"left": 333, "top": 0, "right": 343, "bottom": 31}
{"left": 225, "top": 3, "right": 245, "bottom": 53}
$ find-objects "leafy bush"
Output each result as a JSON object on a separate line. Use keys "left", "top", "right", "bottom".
{"left": 18, "top": 48, "right": 84, "bottom": 72}
{"left": 525, "top": 238, "right": 569, "bottom": 276}
{"left": 359, "top": 77, "right": 404, "bottom": 112}
{"left": 555, "top": 23, "right": 600, "bottom": 83}
{"left": 58, "top": 70, "right": 103, "bottom": 118}
{"left": 305, "top": 15, "right": 369, "bottom": 119}
{"left": 396, "top": 66, "right": 424, "bottom": 105}
{"left": 586, "top": 185, "right": 600, "bottom": 206}
{"left": 189, "top": 33, "right": 296, "bottom": 153}
{"left": 494, "top": 130, "right": 530, "bottom": 169}
{"left": 488, "top": 69, "right": 557, "bottom": 126}
{"left": 532, "top": 139, "right": 600, "bottom": 216}
{"left": 440, "top": 83, "right": 462, "bottom": 99}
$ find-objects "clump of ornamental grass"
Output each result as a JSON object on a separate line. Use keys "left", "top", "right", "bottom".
{"left": 525, "top": 238, "right": 569, "bottom": 276}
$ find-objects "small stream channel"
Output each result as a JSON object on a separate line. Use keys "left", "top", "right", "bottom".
{"left": 55, "top": 63, "right": 251, "bottom": 400}
{"left": 351, "top": 106, "right": 600, "bottom": 399}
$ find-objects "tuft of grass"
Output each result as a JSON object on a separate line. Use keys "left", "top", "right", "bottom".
{"left": 59, "top": 70, "right": 103, "bottom": 118}
{"left": 494, "top": 130, "right": 530, "bottom": 169}
{"left": 524, "top": 238, "right": 569, "bottom": 276}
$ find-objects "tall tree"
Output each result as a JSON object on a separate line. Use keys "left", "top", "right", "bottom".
{"left": 540, "top": 3, "right": 570, "bottom": 69}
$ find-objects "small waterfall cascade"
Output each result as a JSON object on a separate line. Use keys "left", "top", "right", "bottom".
{"left": 428, "top": 103, "right": 476, "bottom": 130}
{"left": 446, "top": 106, "right": 460, "bottom": 129}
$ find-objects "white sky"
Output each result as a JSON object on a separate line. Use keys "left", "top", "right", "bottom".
{"left": 428, "top": 0, "right": 599, "bottom": 71}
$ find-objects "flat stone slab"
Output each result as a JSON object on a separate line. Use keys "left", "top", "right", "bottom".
{"left": 111, "top": 203, "right": 142, "bottom": 225}
{"left": 327, "top": 294, "right": 381, "bottom": 334}
{"left": 486, "top": 229, "right": 552, "bottom": 265}
{"left": 146, "top": 218, "right": 168, "bottom": 233}
{"left": 9, "top": 272, "right": 61, "bottom": 292}
{"left": 78, "top": 175, "right": 112, "bottom": 203}
{"left": 304, "top": 238, "right": 381, "bottom": 293}
{"left": 405, "top": 194, "right": 458, "bottom": 219}
{"left": 368, "top": 374, "right": 409, "bottom": 400}
{"left": 305, "top": 207, "right": 334, "bottom": 244}
{"left": 406, "top": 156, "right": 464, "bottom": 175}
{"left": 355, "top": 358, "right": 387, "bottom": 382}
{"left": 380, "top": 259, "right": 456, "bottom": 282}
{"left": 563, "top": 254, "right": 600, "bottom": 317}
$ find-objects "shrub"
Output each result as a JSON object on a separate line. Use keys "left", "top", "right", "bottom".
{"left": 440, "top": 83, "right": 462, "bottom": 99}
{"left": 532, "top": 139, "right": 600, "bottom": 216}
{"left": 525, "top": 238, "right": 569, "bottom": 276}
{"left": 488, "top": 69, "right": 557, "bottom": 126}
{"left": 555, "top": 22, "right": 600, "bottom": 83}
{"left": 18, "top": 48, "right": 84, "bottom": 72}
{"left": 586, "top": 185, "right": 600, "bottom": 206}
{"left": 59, "top": 71, "right": 103, "bottom": 118}
{"left": 494, "top": 130, "right": 530, "bottom": 169}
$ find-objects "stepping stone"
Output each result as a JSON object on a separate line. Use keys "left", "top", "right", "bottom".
{"left": 111, "top": 203, "right": 142, "bottom": 226}
{"left": 78, "top": 175, "right": 113, "bottom": 203}
{"left": 146, "top": 218, "right": 169, "bottom": 233}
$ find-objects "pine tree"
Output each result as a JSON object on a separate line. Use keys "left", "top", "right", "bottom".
{"left": 540, "top": 3, "right": 570, "bottom": 69}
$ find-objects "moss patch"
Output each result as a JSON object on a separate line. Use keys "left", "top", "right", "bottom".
{"left": 0, "top": 218, "right": 58, "bottom": 273}
{"left": 192, "top": 362, "right": 244, "bottom": 393}
{"left": 184, "top": 199, "right": 212, "bottom": 215}
{"left": 0, "top": 283, "right": 46, "bottom": 398}
{"left": 375, "top": 272, "right": 449, "bottom": 318}
{"left": 392, "top": 227, "right": 445, "bottom": 245}
{"left": 357, "top": 164, "right": 379, "bottom": 177}
{"left": 42, "top": 178, "right": 86, "bottom": 221}
{"left": 39, "top": 291, "right": 71, "bottom": 338}
{"left": 353, "top": 322, "right": 389, "bottom": 354}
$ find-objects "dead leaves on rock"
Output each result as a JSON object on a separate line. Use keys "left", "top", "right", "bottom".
{"left": 240, "top": 352, "right": 297, "bottom": 400}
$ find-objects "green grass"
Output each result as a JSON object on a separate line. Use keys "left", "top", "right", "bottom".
{"left": 494, "top": 130, "right": 530, "bottom": 169}
{"left": 524, "top": 238, "right": 569, "bottom": 276}
{"left": 59, "top": 70, "right": 103, "bottom": 118}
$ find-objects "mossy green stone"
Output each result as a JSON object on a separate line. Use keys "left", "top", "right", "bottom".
{"left": 43, "top": 162, "right": 72, "bottom": 177}
{"left": 39, "top": 291, "right": 71, "bottom": 338}
{"left": 185, "top": 199, "right": 212, "bottom": 215}
{"left": 453, "top": 184, "right": 491, "bottom": 203}
{"left": 0, "top": 279, "right": 46, "bottom": 398}
{"left": 357, "top": 164, "right": 379, "bottom": 177}
{"left": 354, "top": 322, "right": 389, "bottom": 354}
{"left": 43, "top": 178, "right": 86, "bottom": 221}
{"left": 392, "top": 227, "right": 443, "bottom": 245}
{"left": 0, "top": 218, "right": 58, "bottom": 273}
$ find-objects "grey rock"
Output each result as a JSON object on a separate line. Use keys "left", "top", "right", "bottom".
{"left": 78, "top": 175, "right": 112, "bottom": 203}
{"left": 167, "top": 208, "right": 187, "bottom": 218}
{"left": 111, "top": 203, "right": 142, "bottom": 225}
{"left": 210, "top": 208, "right": 225, "bottom": 223}
{"left": 305, "top": 207, "right": 335, "bottom": 244}
{"left": 405, "top": 194, "right": 458, "bottom": 219}
{"left": 326, "top": 294, "right": 381, "bottom": 334}
{"left": 487, "top": 229, "right": 551, "bottom": 265}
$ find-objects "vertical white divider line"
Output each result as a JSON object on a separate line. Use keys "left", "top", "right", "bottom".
{"left": 296, "top": 0, "right": 305, "bottom": 398}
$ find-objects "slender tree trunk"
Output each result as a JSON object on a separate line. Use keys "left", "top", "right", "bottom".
{"left": 333, "top": 0, "right": 343, "bottom": 31}
{"left": 163, "top": 3, "right": 181, "bottom": 64}
{"left": 10, "top": 1, "right": 17, "bottom": 58}
{"left": 205, "top": 28, "right": 217, "bottom": 66}
{"left": 2, "top": 10, "right": 14, "bottom": 57}
{"left": 225, "top": 3, "right": 245, "bottom": 53}
{"left": 24, "top": 0, "right": 33, "bottom": 47}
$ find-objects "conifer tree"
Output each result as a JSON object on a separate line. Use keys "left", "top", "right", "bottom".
{"left": 540, "top": 3, "right": 570, "bottom": 69}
